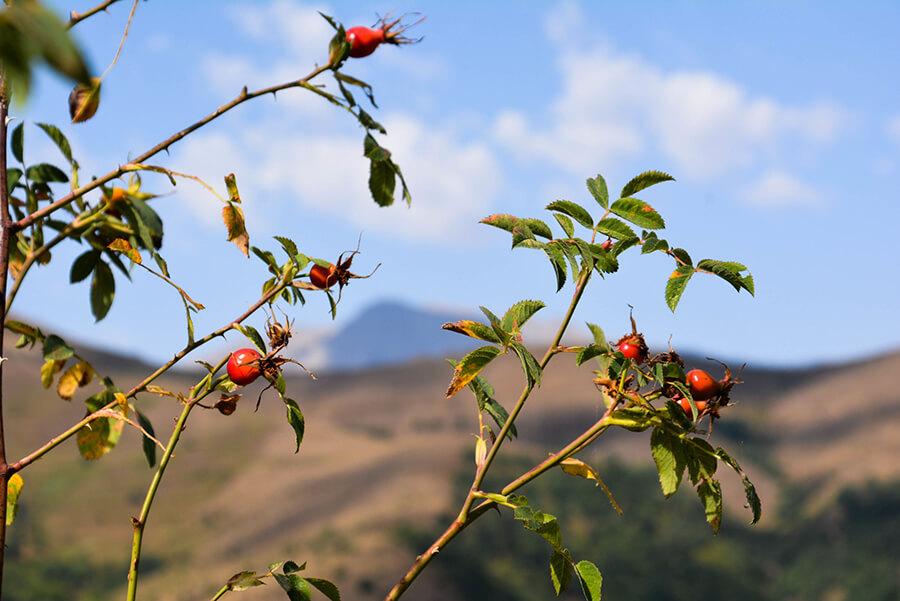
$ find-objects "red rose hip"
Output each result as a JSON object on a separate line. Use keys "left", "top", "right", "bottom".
{"left": 346, "top": 26, "right": 386, "bottom": 58}
{"left": 309, "top": 263, "right": 338, "bottom": 289}
{"left": 227, "top": 348, "right": 262, "bottom": 386}
{"left": 686, "top": 369, "right": 720, "bottom": 400}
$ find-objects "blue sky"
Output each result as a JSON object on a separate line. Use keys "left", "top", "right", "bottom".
{"left": 11, "top": 0, "right": 900, "bottom": 367}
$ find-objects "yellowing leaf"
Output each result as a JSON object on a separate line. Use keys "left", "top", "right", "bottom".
{"left": 6, "top": 474, "right": 24, "bottom": 527}
{"left": 76, "top": 408, "right": 125, "bottom": 461}
{"left": 222, "top": 202, "right": 249, "bottom": 256}
{"left": 56, "top": 361, "right": 94, "bottom": 401}
{"left": 107, "top": 238, "right": 142, "bottom": 264}
{"left": 40, "top": 358, "right": 65, "bottom": 389}
{"left": 560, "top": 457, "right": 623, "bottom": 515}
{"left": 474, "top": 436, "right": 487, "bottom": 468}
{"left": 446, "top": 346, "right": 502, "bottom": 398}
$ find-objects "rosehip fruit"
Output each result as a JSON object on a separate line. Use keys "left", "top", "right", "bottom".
{"left": 616, "top": 334, "right": 648, "bottom": 363}
{"left": 600, "top": 239, "right": 614, "bottom": 251}
{"left": 346, "top": 26, "right": 386, "bottom": 58}
{"left": 227, "top": 348, "right": 262, "bottom": 386}
{"left": 686, "top": 369, "right": 720, "bottom": 401}
{"left": 678, "top": 396, "right": 708, "bottom": 416}
{"left": 309, "top": 263, "right": 338, "bottom": 289}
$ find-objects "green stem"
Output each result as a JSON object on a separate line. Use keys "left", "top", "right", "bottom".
{"left": 384, "top": 268, "right": 593, "bottom": 601}
{"left": 125, "top": 372, "right": 221, "bottom": 601}
{"left": 208, "top": 585, "right": 230, "bottom": 601}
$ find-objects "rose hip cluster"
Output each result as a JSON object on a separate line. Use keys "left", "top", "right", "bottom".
{"left": 613, "top": 316, "right": 737, "bottom": 422}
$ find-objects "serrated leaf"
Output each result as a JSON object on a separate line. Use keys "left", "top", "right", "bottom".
{"left": 620, "top": 169, "right": 674, "bottom": 198}
{"left": 550, "top": 549, "right": 573, "bottom": 595}
{"left": 43, "top": 334, "right": 74, "bottom": 361}
{"left": 575, "top": 344, "right": 606, "bottom": 367}
{"left": 273, "top": 235, "right": 298, "bottom": 259}
{"left": 283, "top": 398, "right": 305, "bottom": 453}
{"left": 585, "top": 323, "right": 610, "bottom": 352}
{"left": 446, "top": 346, "right": 502, "bottom": 398}
{"left": 650, "top": 427, "right": 684, "bottom": 497}
{"left": 307, "top": 578, "right": 341, "bottom": 601}
{"left": 26, "top": 162, "right": 68, "bottom": 184}
{"left": 586, "top": 174, "right": 609, "bottom": 209}
{"left": 480, "top": 213, "right": 520, "bottom": 234}
{"left": 56, "top": 360, "right": 93, "bottom": 401}
{"left": 609, "top": 198, "right": 665, "bottom": 229}
{"left": 479, "top": 306, "right": 509, "bottom": 345}
{"left": 6, "top": 473, "right": 24, "bottom": 527}
{"left": 227, "top": 571, "right": 265, "bottom": 591}
{"left": 222, "top": 202, "right": 249, "bottom": 256}
{"left": 521, "top": 218, "right": 553, "bottom": 239}
{"left": 544, "top": 245, "right": 567, "bottom": 291}
{"left": 670, "top": 247, "right": 692, "bottom": 266}
{"left": 501, "top": 299, "right": 545, "bottom": 332}
{"left": 90, "top": 260, "right": 115, "bottom": 321}
{"left": 510, "top": 341, "right": 542, "bottom": 390}
{"left": 697, "top": 477, "right": 723, "bottom": 534}
{"left": 697, "top": 259, "right": 754, "bottom": 295}
{"left": 594, "top": 218, "right": 636, "bottom": 240}
{"left": 441, "top": 320, "right": 501, "bottom": 343}
{"left": 553, "top": 213, "right": 574, "bottom": 238}
{"left": 575, "top": 560, "right": 603, "bottom": 601}
{"left": 546, "top": 200, "right": 593, "bottom": 229}
{"left": 511, "top": 223, "right": 535, "bottom": 248}
{"left": 665, "top": 265, "right": 694, "bottom": 312}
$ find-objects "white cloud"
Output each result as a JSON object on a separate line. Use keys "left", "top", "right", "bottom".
{"left": 496, "top": 2, "right": 847, "bottom": 180}
{"left": 175, "top": 114, "right": 500, "bottom": 243}
{"left": 173, "top": 1, "right": 502, "bottom": 244}
{"left": 744, "top": 171, "right": 821, "bottom": 208}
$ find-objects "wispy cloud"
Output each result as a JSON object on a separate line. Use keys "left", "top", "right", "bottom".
{"left": 743, "top": 170, "right": 821, "bottom": 208}
{"left": 495, "top": 1, "right": 847, "bottom": 181}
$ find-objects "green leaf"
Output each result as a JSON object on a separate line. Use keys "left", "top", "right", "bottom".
{"left": 273, "top": 235, "right": 299, "bottom": 260}
{"left": 135, "top": 410, "right": 157, "bottom": 468}
{"left": 441, "top": 320, "right": 501, "bottom": 343}
{"left": 585, "top": 323, "right": 610, "bottom": 352}
{"left": 671, "top": 247, "right": 692, "bottom": 266}
{"left": 368, "top": 155, "right": 396, "bottom": 207}
{"left": 6, "top": 473, "right": 24, "bottom": 527}
{"left": 90, "top": 260, "right": 115, "bottom": 321}
{"left": 511, "top": 223, "right": 535, "bottom": 248}
{"left": 307, "top": 578, "right": 341, "bottom": 601}
{"left": 274, "top": 572, "right": 313, "bottom": 601}
{"left": 510, "top": 495, "right": 563, "bottom": 550}
{"left": 546, "top": 200, "right": 593, "bottom": 229}
{"left": 665, "top": 265, "right": 694, "bottom": 312}
{"left": 609, "top": 198, "right": 665, "bottom": 229}
{"left": 479, "top": 306, "right": 509, "bottom": 345}
{"left": 224, "top": 172, "right": 241, "bottom": 203}
{"left": 697, "top": 259, "right": 755, "bottom": 295}
{"left": 550, "top": 549, "right": 573, "bottom": 595}
{"left": 462, "top": 373, "right": 517, "bottom": 439}
{"left": 575, "top": 560, "right": 603, "bottom": 601}
{"left": 620, "top": 170, "right": 674, "bottom": 198}
{"left": 650, "top": 427, "right": 685, "bottom": 497}
{"left": 480, "top": 213, "right": 520, "bottom": 234}
{"left": 446, "top": 346, "right": 502, "bottom": 398}
{"left": 594, "top": 218, "right": 636, "bottom": 240}
{"left": 501, "top": 299, "right": 545, "bottom": 332}
{"left": 336, "top": 71, "right": 377, "bottom": 106}
{"left": 641, "top": 232, "right": 669, "bottom": 254}
{"left": 716, "top": 447, "right": 762, "bottom": 524}
{"left": 586, "top": 174, "right": 609, "bottom": 209}
{"left": 553, "top": 213, "right": 574, "bottom": 238}
{"left": 76, "top": 401, "right": 125, "bottom": 460}
{"left": 237, "top": 324, "right": 267, "bottom": 354}
{"left": 283, "top": 398, "right": 305, "bottom": 453}
{"left": 11, "top": 123, "right": 24, "bottom": 163}
{"left": 43, "top": 334, "right": 74, "bottom": 361}
{"left": 510, "top": 341, "right": 542, "bottom": 390}
{"left": 227, "top": 571, "right": 265, "bottom": 591}
{"left": 697, "top": 477, "right": 723, "bottom": 534}
{"left": 36, "top": 122, "right": 78, "bottom": 168}
{"left": 6, "top": 168, "right": 22, "bottom": 195}
{"left": 521, "top": 218, "right": 553, "bottom": 240}
{"left": 575, "top": 344, "right": 606, "bottom": 367}
{"left": 26, "top": 162, "right": 68, "bottom": 184}
{"left": 543, "top": 245, "right": 567, "bottom": 291}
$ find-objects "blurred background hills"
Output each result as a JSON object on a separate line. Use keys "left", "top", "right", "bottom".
{"left": 4, "top": 300, "right": 899, "bottom": 600}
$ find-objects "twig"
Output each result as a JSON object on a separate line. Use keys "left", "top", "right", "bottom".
{"left": 68, "top": 0, "right": 123, "bottom": 28}
{"left": 100, "top": 0, "right": 139, "bottom": 79}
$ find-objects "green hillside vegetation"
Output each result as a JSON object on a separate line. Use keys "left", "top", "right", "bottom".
{"left": 415, "top": 457, "right": 900, "bottom": 601}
